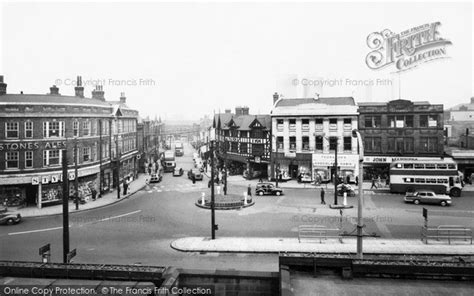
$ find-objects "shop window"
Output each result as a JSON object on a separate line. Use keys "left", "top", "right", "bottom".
{"left": 329, "top": 137, "right": 338, "bottom": 151}
{"left": 277, "top": 137, "right": 284, "bottom": 150}
{"left": 43, "top": 150, "right": 61, "bottom": 167}
{"left": 5, "top": 122, "right": 19, "bottom": 138}
{"left": 289, "top": 119, "right": 296, "bottom": 131}
{"left": 6, "top": 151, "right": 19, "bottom": 169}
{"left": 315, "top": 136, "right": 323, "bottom": 150}
{"left": 329, "top": 118, "right": 337, "bottom": 130}
{"left": 25, "top": 151, "right": 33, "bottom": 168}
{"left": 343, "top": 137, "right": 352, "bottom": 151}
{"left": 302, "top": 136, "right": 309, "bottom": 151}
{"left": 289, "top": 137, "right": 296, "bottom": 151}
{"left": 82, "top": 121, "right": 90, "bottom": 136}
{"left": 240, "top": 143, "right": 248, "bottom": 154}
{"left": 365, "top": 116, "right": 381, "bottom": 128}
{"left": 83, "top": 147, "right": 91, "bottom": 162}
{"left": 302, "top": 119, "right": 309, "bottom": 131}
{"left": 24, "top": 121, "right": 33, "bottom": 138}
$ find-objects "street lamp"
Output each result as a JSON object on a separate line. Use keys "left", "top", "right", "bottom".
{"left": 352, "top": 129, "right": 365, "bottom": 259}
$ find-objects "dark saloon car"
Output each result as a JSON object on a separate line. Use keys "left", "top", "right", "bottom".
{"left": 188, "top": 169, "right": 203, "bottom": 181}
{"left": 255, "top": 183, "right": 283, "bottom": 196}
{"left": 0, "top": 210, "right": 22, "bottom": 225}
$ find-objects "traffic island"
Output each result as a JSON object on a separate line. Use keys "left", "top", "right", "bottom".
{"left": 195, "top": 193, "right": 255, "bottom": 210}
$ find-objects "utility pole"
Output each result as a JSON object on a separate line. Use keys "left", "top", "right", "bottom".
{"left": 334, "top": 137, "right": 338, "bottom": 205}
{"left": 74, "top": 139, "right": 79, "bottom": 210}
{"left": 116, "top": 134, "right": 120, "bottom": 199}
{"left": 210, "top": 140, "right": 216, "bottom": 239}
{"left": 99, "top": 119, "right": 103, "bottom": 197}
{"left": 223, "top": 139, "right": 227, "bottom": 195}
{"left": 353, "top": 129, "right": 365, "bottom": 259}
{"left": 61, "top": 149, "right": 70, "bottom": 263}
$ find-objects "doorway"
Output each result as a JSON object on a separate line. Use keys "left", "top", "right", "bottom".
{"left": 289, "top": 164, "right": 298, "bottom": 179}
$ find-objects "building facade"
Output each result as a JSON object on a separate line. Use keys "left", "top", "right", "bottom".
{"left": 137, "top": 116, "right": 163, "bottom": 172}
{"left": 358, "top": 99, "right": 444, "bottom": 179}
{"left": 270, "top": 93, "right": 359, "bottom": 183}
{"left": 0, "top": 76, "right": 139, "bottom": 209}
{"left": 213, "top": 107, "right": 271, "bottom": 178}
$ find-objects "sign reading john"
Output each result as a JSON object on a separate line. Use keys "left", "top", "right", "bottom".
{"left": 366, "top": 22, "right": 452, "bottom": 71}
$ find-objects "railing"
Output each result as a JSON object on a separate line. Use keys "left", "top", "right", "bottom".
{"left": 298, "top": 225, "right": 342, "bottom": 243}
{"left": 421, "top": 225, "right": 472, "bottom": 244}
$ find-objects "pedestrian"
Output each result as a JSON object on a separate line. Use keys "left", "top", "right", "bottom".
{"left": 192, "top": 174, "right": 196, "bottom": 184}
{"left": 258, "top": 176, "right": 263, "bottom": 183}
{"left": 91, "top": 187, "right": 97, "bottom": 201}
{"left": 370, "top": 178, "right": 377, "bottom": 189}
{"left": 123, "top": 178, "right": 129, "bottom": 195}
{"left": 320, "top": 188, "right": 325, "bottom": 204}
{"left": 247, "top": 184, "right": 252, "bottom": 197}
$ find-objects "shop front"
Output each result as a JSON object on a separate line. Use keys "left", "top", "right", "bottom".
{"left": 272, "top": 152, "right": 312, "bottom": 180}
{"left": 362, "top": 156, "right": 444, "bottom": 181}
{"left": 312, "top": 154, "right": 359, "bottom": 184}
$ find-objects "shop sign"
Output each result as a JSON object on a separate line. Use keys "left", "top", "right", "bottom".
{"left": 254, "top": 156, "right": 261, "bottom": 163}
{"left": 285, "top": 152, "right": 296, "bottom": 158}
{"left": 313, "top": 154, "right": 358, "bottom": 167}
{"left": 32, "top": 177, "right": 40, "bottom": 185}
{"left": 68, "top": 172, "right": 76, "bottom": 181}
{"left": 51, "top": 175, "right": 59, "bottom": 183}
{"left": 0, "top": 141, "right": 66, "bottom": 151}
{"left": 250, "top": 138, "right": 264, "bottom": 144}
{"left": 42, "top": 176, "right": 50, "bottom": 184}
{"left": 364, "top": 156, "right": 391, "bottom": 163}
{"left": 363, "top": 156, "right": 444, "bottom": 163}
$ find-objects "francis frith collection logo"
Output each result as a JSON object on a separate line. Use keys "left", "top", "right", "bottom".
{"left": 366, "top": 22, "right": 452, "bottom": 71}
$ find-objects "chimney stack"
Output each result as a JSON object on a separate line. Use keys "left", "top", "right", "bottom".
{"left": 49, "top": 85, "right": 60, "bottom": 95}
{"left": 91, "top": 85, "right": 105, "bottom": 101}
{"left": 120, "top": 92, "right": 126, "bottom": 103}
{"left": 74, "top": 76, "right": 84, "bottom": 98}
{"left": 273, "top": 92, "right": 279, "bottom": 104}
{"left": 0, "top": 75, "right": 7, "bottom": 95}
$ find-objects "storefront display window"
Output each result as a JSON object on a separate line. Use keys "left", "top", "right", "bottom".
{"left": 0, "top": 186, "right": 26, "bottom": 207}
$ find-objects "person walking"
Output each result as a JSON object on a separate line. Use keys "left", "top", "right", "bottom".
{"left": 370, "top": 178, "right": 377, "bottom": 189}
{"left": 320, "top": 188, "right": 326, "bottom": 205}
{"left": 247, "top": 184, "right": 252, "bottom": 197}
{"left": 123, "top": 178, "right": 129, "bottom": 195}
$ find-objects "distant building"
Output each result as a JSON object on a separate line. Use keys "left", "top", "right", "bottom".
{"left": 270, "top": 93, "right": 359, "bottom": 183}
{"left": 446, "top": 97, "right": 474, "bottom": 121}
{"left": 358, "top": 99, "right": 444, "bottom": 179}
{"left": 213, "top": 107, "right": 271, "bottom": 178}
{"left": 0, "top": 75, "right": 139, "bottom": 209}
{"left": 444, "top": 98, "right": 474, "bottom": 148}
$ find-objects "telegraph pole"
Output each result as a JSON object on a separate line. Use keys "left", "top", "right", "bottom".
{"left": 74, "top": 139, "right": 79, "bottom": 210}
{"left": 210, "top": 140, "right": 216, "bottom": 239}
{"left": 116, "top": 134, "right": 120, "bottom": 199}
{"left": 334, "top": 137, "right": 338, "bottom": 205}
{"left": 61, "top": 149, "right": 70, "bottom": 263}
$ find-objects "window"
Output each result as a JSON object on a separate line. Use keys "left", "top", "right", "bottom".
{"left": 364, "top": 116, "right": 381, "bottom": 128}
{"left": 302, "top": 119, "right": 309, "bottom": 131}
{"left": 343, "top": 137, "right": 352, "bottom": 151}
{"left": 25, "top": 121, "right": 33, "bottom": 138}
{"left": 329, "top": 137, "right": 338, "bottom": 151}
{"left": 73, "top": 121, "right": 79, "bottom": 137}
{"left": 289, "top": 119, "right": 296, "bottom": 131}
{"left": 231, "top": 142, "right": 239, "bottom": 153}
{"left": 252, "top": 144, "right": 264, "bottom": 156}
{"left": 364, "top": 137, "right": 381, "bottom": 152}
{"left": 403, "top": 164, "right": 414, "bottom": 169}
{"left": 329, "top": 118, "right": 337, "bottom": 130}
{"left": 437, "top": 178, "right": 448, "bottom": 184}
{"left": 420, "top": 137, "right": 438, "bottom": 153}
{"left": 387, "top": 137, "right": 396, "bottom": 152}
{"left": 437, "top": 164, "right": 447, "bottom": 169}
{"left": 231, "top": 130, "right": 238, "bottom": 137}
{"left": 426, "top": 178, "right": 437, "bottom": 183}
{"left": 83, "top": 147, "right": 91, "bottom": 162}
{"left": 425, "top": 163, "right": 436, "bottom": 169}
{"left": 240, "top": 131, "right": 248, "bottom": 138}
{"left": 414, "top": 163, "right": 425, "bottom": 169}
{"left": 6, "top": 122, "right": 19, "bottom": 138}
{"left": 25, "top": 151, "right": 33, "bottom": 168}
{"left": 420, "top": 115, "right": 438, "bottom": 128}
{"left": 240, "top": 143, "right": 248, "bottom": 154}
{"left": 6, "top": 152, "right": 19, "bottom": 169}
{"left": 277, "top": 137, "right": 284, "bottom": 150}
{"left": 224, "top": 130, "right": 229, "bottom": 137}
{"left": 315, "top": 136, "right": 323, "bottom": 150}
{"left": 82, "top": 121, "right": 90, "bottom": 136}
{"left": 403, "top": 177, "right": 414, "bottom": 183}
{"left": 315, "top": 118, "right": 323, "bottom": 130}
{"left": 43, "top": 121, "right": 64, "bottom": 138}
{"left": 277, "top": 119, "right": 284, "bottom": 131}
{"left": 404, "top": 138, "right": 414, "bottom": 153}
{"left": 388, "top": 115, "right": 413, "bottom": 128}
{"left": 43, "top": 150, "right": 61, "bottom": 166}
{"left": 302, "top": 136, "right": 309, "bottom": 151}
{"left": 343, "top": 118, "right": 352, "bottom": 130}
{"left": 251, "top": 129, "right": 263, "bottom": 138}
{"left": 289, "top": 136, "right": 296, "bottom": 151}
{"left": 415, "top": 178, "right": 426, "bottom": 183}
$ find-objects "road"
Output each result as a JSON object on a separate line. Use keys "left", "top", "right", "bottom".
{"left": 1, "top": 142, "right": 473, "bottom": 272}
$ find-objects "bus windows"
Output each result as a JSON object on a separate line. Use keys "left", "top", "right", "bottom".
{"left": 403, "top": 178, "right": 414, "bottom": 183}
{"left": 396, "top": 163, "right": 402, "bottom": 168}
{"left": 403, "top": 164, "right": 414, "bottom": 169}
{"left": 448, "top": 164, "right": 456, "bottom": 169}
{"left": 415, "top": 178, "right": 425, "bottom": 183}
{"left": 449, "top": 177, "right": 454, "bottom": 187}
{"left": 436, "top": 164, "right": 447, "bottom": 169}
{"left": 414, "top": 163, "right": 424, "bottom": 169}
{"left": 425, "top": 164, "right": 436, "bottom": 169}
{"left": 426, "top": 178, "right": 437, "bottom": 183}
{"left": 437, "top": 178, "right": 448, "bottom": 184}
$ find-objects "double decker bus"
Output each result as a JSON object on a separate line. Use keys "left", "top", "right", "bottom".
{"left": 389, "top": 158, "right": 463, "bottom": 197}
{"left": 175, "top": 142, "right": 184, "bottom": 157}
{"left": 161, "top": 150, "right": 176, "bottom": 172}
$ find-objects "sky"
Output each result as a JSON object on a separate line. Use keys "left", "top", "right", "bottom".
{"left": 1, "top": 1, "right": 473, "bottom": 122}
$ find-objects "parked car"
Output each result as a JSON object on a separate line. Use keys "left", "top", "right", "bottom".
{"left": 337, "top": 184, "right": 356, "bottom": 197}
{"left": 255, "top": 183, "right": 283, "bottom": 196}
{"left": 173, "top": 168, "right": 183, "bottom": 177}
{"left": 297, "top": 173, "right": 312, "bottom": 183}
{"left": 0, "top": 210, "right": 22, "bottom": 225}
{"left": 188, "top": 169, "right": 203, "bottom": 181}
{"left": 404, "top": 190, "right": 452, "bottom": 207}
{"left": 149, "top": 173, "right": 162, "bottom": 184}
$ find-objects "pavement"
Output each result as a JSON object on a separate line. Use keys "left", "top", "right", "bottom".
{"left": 10, "top": 173, "right": 149, "bottom": 218}
{"left": 171, "top": 236, "right": 474, "bottom": 255}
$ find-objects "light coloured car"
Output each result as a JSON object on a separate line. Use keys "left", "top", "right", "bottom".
{"left": 0, "top": 210, "right": 22, "bottom": 225}
{"left": 404, "top": 190, "right": 452, "bottom": 207}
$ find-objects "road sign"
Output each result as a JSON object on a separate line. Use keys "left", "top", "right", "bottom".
{"left": 66, "top": 248, "right": 77, "bottom": 263}
{"left": 39, "top": 243, "right": 50, "bottom": 256}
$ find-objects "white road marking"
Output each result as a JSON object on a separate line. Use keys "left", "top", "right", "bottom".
{"left": 95, "top": 210, "right": 142, "bottom": 223}
{"left": 8, "top": 226, "right": 64, "bottom": 236}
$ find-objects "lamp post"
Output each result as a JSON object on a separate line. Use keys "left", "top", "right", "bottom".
{"left": 333, "top": 137, "right": 338, "bottom": 206}
{"left": 115, "top": 134, "right": 121, "bottom": 199}
{"left": 74, "top": 138, "right": 79, "bottom": 210}
{"left": 210, "top": 140, "right": 217, "bottom": 239}
{"left": 352, "top": 129, "right": 365, "bottom": 259}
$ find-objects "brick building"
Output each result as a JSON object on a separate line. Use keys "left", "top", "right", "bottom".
{"left": 0, "top": 76, "right": 139, "bottom": 209}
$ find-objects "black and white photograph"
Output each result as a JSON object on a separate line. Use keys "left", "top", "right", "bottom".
{"left": 0, "top": 0, "right": 473, "bottom": 295}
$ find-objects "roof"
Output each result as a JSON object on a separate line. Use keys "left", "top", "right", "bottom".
{"left": 0, "top": 94, "right": 111, "bottom": 107}
{"left": 272, "top": 96, "right": 358, "bottom": 116}
{"left": 448, "top": 99, "right": 474, "bottom": 111}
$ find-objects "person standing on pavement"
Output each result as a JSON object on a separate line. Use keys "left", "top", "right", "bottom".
{"left": 320, "top": 188, "right": 326, "bottom": 205}
{"left": 370, "top": 178, "right": 377, "bottom": 189}
{"left": 247, "top": 184, "right": 252, "bottom": 197}
{"left": 123, "top": 178, "right": 129, "bottom": 195}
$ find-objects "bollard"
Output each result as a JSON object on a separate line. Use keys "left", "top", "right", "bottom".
{"left": 201, "top": 192, "right": 205, "bottom": 205}
{"left": 244, "top": 191, "right": 248, "bottom": 205}
{"left": 217, "top": 185, "right": 221, "bottom": 195}
{"left": 343, "top": 192, "right": 347, "bottom": 206}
